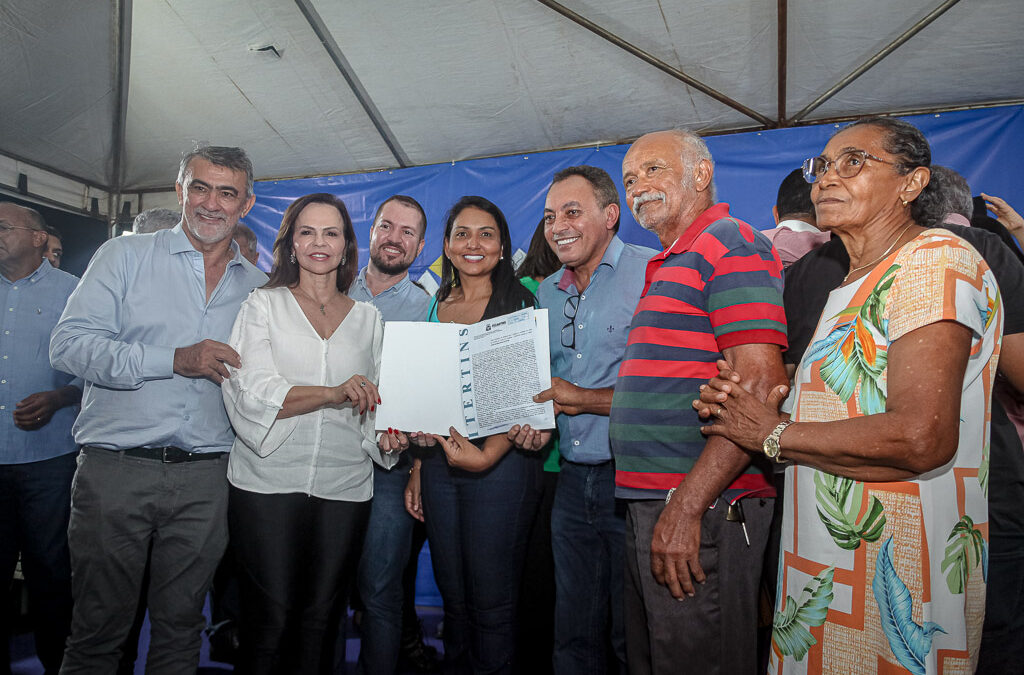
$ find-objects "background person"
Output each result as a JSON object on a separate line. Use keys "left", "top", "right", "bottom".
{"left": 222, "top": 193, "right": 396, "bottom": 674}
{"left": 697, "top": 117, "right": 1000, "bottom": 673}
{"left": 42, "top": 225, "right": 64, "bottom": 269}
{"left": 131, "top": 207, "right": 181, "bottom": 234}
{"left": 0, "top": 203, "right": 80, "bottom": 675}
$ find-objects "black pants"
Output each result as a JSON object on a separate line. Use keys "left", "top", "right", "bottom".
{"left": 229, "top": 486, "right": 369, "bottom": 675}
{"left": 0, "top": 453, "right": 76, "bottom": 675}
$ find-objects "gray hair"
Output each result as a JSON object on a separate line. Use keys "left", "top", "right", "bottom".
{"left": 667, "top": 129, "right": 717, "bottom": 202}
{"left": 133, "top": 208, "right": 181, "bottom": 234}
{"left": 233, "top": 223, "right": 258, "bottom": 248}
{"left": 177, "top": 145, "right": 255, "bottom": 197}
{"left": 928, "top": 165, "right": 973, "bottom": 222}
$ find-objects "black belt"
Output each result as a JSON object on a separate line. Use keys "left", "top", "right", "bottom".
{"left": 87, "top": 445, "right": 227, "bottom": 463}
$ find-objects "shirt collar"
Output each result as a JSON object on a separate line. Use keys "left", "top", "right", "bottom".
{"left": 555, "top": 235, "right": 625, "bottom": 292}
{"left": 654, "top": 203, "right": 732, "bottom": 262}
{"left": 942, "top": 213, "right": 972, "bottom": 228}
{"left": 356, "top": 266, "right": 412, "bottom": 297}
{"left": 0, "top": 258, "right": 50, "bottom": 286}
{"left": 776, "top": 218, "right": 820, "bottom": 234}
{"left": 167, "top": 223, "right": 245, "bottom": 266}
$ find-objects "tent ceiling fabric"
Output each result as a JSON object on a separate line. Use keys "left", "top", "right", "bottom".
{"left": 2, "top": 0, "right": 1023, "bottom": 194}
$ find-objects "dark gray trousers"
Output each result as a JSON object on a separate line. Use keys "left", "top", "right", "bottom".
{"left": 59, "top": 447, "right": 229, "bottom": 675}
{"left": 624, "top": 497, "right": 774, "bottom": 675}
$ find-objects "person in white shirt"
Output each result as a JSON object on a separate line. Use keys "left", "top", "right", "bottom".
{"left": 761, "top": 168, "right": 830, "bottom": 267}
{"left": 221, "top": 192, "right": 399, "bottom": 673}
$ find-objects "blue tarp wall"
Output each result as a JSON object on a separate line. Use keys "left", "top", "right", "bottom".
{"left": 247, "top": 105, "right": 1024, "bottom": 277}
{"left": 246, "top": 105, "right": 1024, "bottom": 607}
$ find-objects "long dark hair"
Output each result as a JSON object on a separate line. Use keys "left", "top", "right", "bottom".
{"left": 437, "top": 196, "right": 534, "bottom": 318}
{"left": 516, "top": 216, "right": 561, "bottom": 281}
{"left": 265, "top": 193, "right": 358, "bottom": 292}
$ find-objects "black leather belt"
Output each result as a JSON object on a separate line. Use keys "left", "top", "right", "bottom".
{"left": 87, "top": 445, "right": 226, "bottom": 463}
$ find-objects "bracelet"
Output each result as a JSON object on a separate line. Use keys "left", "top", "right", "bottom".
{"left": 665, "top": 487, "right": 676, "bottom": 505}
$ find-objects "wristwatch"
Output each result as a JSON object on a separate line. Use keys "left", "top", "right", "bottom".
{"left": 762, "top": 420, "right": 794, "bottom": 463}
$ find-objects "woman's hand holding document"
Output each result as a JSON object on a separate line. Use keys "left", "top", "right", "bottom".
{"left": 375, "top": 307, "right": 556, "bottom": 438}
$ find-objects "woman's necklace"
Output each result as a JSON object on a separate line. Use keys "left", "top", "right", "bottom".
{"left": 295, "top": 288, "right": 335, "bottom": 315}
{"left": 843, "top": 221, "right": 916, "bottom": 282}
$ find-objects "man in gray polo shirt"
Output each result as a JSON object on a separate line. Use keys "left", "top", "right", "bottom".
{"left": 348, "top": 195, "right": 432, "bottom": 675}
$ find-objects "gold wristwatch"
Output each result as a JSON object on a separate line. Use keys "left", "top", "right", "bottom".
{"left": 762, "top": 420, "right": 794, "bottom": 463}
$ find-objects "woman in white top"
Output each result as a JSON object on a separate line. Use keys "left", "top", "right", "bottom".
{"left": 222, "top": 193, "right": 397, "bottom": 674}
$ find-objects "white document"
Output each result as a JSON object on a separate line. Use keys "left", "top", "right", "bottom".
{"left": 375, "top": 308, "right": 555, "bottom": 439}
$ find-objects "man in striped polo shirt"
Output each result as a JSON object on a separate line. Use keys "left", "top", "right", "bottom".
{"left": 611, "top": 130, "right": 788, "bottom": 675}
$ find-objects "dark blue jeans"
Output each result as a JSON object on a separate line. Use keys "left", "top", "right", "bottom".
{"left": 0, "top": 452, "right": 77, "bottom": 675}
{"left": 420, "top": 448, "right": 542, "bottom": 675}
{"left": 355, "top": 455, "right": 416, "bottom": 675}
{"left": 551, "top": 460, "right": 626, "bottom": 675}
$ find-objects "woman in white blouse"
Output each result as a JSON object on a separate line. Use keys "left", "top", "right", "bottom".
{"left": 221, "top": 193, "right": 396, "bottom": 674}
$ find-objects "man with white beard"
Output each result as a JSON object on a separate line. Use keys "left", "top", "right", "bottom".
{"left": 610, "top": 130, "right": 788, "bottom": 675}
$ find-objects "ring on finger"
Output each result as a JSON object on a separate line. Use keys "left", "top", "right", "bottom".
{"left": 360, "top": 381, "right": 367, "bottom": 388}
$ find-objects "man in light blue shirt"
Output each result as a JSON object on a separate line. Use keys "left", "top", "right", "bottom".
{"left": 509, "top": 166, "right": 655, "bottom": 674}
{"left": 50, "top": 146, "right": 267, "bottom": 673}
{"left": 347, "top": 195, "right": 435, "bottom": 675}
{"left": 0, "top": 202, "right": 81, "bottom": 674}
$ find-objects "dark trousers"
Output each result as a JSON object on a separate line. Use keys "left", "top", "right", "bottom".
{"left": 515, "top": 469, "right": 557, "bottom": 675}
{"left": 355, "top": 456, "right": 416, "bottom": 675}
{"left": 624, "top": 497, "right": 773, "bottom": 675}
{"left": 420, "top": 449, "right": 542, "bottom": 675}
{"left": 0, "top": 452, "right": 77, "bottom": 675}
{"left": 60, "top": 448, "right": 229, "bottom": 675}
{"left": 551, "top": 461, "right": 625, "bottom": 675}
{"left": 229, "top": 486, "right": 369, "bottom": 675}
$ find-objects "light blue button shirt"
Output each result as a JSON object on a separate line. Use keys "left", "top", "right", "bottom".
{"left": 50, "top": 225, "right": 267, "bottom": 453}
{"left": 0, "top": 260, "right": 80, "bottom": 463}
{"left": 537, "top": 236, "right": 655, "bottom": 464}
{"left": 347, "top": 267, "right": 430, "bottom": 323}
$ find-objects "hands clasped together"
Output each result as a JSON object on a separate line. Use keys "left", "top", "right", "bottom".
{"left": 692, "top": 360, "right": 790, "bottom": 453}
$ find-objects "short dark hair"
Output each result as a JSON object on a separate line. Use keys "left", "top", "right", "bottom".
{"left": 928, "top": 165, "right": 973, "bottom": 221}
{"left": 776, "top": 168, "right": 814, "bottom": 219}
{"left": 265, "top": 193, "right": 358, "bottom": 293}
{"left": 550, "top": 165, "right": 621, "bottom": 231}
{"left": 516, "top": 216, "right": 561, "bottom": 281}
{"left": 372, "top": 195, "right": 427, "bottom": 239}
{"left": 177, "top": 145, "right": 255, "bottom": 197}
{"left": 843, "top": 117, "right": 940, "bottom": 226}
{"left": 437, "top": 196, "right": 534, "bottom": 316}
{"left": 44, "top": 224, "right": 62, "bottom": 242}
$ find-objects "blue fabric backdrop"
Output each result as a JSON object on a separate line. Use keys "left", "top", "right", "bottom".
{"left": 246, "top": 105, "right": 1024, "bottom": 277}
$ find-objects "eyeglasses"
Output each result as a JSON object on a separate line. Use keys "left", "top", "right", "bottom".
{"left": 802, "top": 149, "right": 896, "bottom": 184}
{"left": 0, "top": 223, "right": 40, "bottom": 236}
{"left": 560, "top": 293, "right": 580, "bottom": 350}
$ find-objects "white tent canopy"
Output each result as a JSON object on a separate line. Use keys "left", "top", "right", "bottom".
{"left": 2, "top": 0, "right": 1022, "bottom": 216}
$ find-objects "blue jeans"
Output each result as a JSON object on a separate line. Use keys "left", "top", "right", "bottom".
{"left": 0, "top": 452, "right": 77, "bottom": 675}
{"left": 551, "top": 460, "right": 626, "bottom": 675}
{"left": 356, "top": 455, "right": 416, "bottom": 675}
{"left": 420, "top": 448, "right": 542, "bottom": 675}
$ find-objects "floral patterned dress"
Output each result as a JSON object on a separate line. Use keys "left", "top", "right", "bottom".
{"left": 772, "top": 230, "right": 1002, "bottom": 675}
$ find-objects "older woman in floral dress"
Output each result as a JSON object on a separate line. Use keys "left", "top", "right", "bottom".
{"left": 695, "top": 118, "right": 1001, "bottom": 674}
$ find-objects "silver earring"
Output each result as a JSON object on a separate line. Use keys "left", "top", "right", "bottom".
{"left": 289, "top": 250, "right": 295, "bottom": 263}
{"left": 341, "top": 255, "right": 347, "bottom": 266}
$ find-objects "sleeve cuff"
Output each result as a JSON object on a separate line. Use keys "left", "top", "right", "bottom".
{"left": 142, "top": 345, "right": 175, "bottom": 380}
